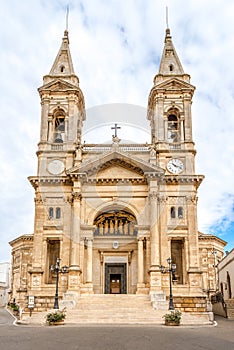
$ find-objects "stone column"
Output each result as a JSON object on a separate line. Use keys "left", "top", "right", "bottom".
{"left": 40, "top": 99, "right": 49, "bottom": 142}
{"left": 33, "top": 193, "right": 44, "bottom": 268}
{"left": 186, "top": 195, "right": 203, "bottom": 293}
{"left": 65, "top": 117, "right": 68, "bottom": 142}
{"left": 149, "top": 191, "right": 159, "bottom": 267}
{"left": 48, "top": 116, "right": 53, "bottom": 142}
{"left": 30, "top": 193, "right": 44, "bottom": 292}
{"left": 68, "top": 186, "right": 81, "bottom": 292}
{"left": 164, "top": 118, "right": 168, "bottom": 141}
{"left": 186, "top": 195, "right": 199, "bottom": 268}
{"left": 180, "top": 116, "right": 185, "bottom": 142}
{"left": 156, "top": 96, "right": 164, "bottom": 141}
{"left": 86, "top": 239, "right": 93, "bottom": 283}
{"left": 158, "top": 195, "right": 168, "bottom": 265}
{"left": 148, "top": 183, "right": 162, "bottom": 294}
{"left": 83, "top": 238, "right": 93, "bottom": 294}
{"left": 70, "top": 192, "right": 81, "bottom": 267}
{"left": 184, "top": 95, "right": 192, "bottom": 141}
{"left": 136, "top": 238, "right": 145, "bottom": 293}
{"left": 146, "top": 237, "right": 151, "bottom": 286}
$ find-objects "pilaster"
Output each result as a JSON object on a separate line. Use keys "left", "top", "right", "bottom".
{"left": 136, "top": 237, "right": 145, "bottom": 293}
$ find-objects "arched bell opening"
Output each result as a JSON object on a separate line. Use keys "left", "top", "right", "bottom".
{"left": 53, "top": 108, "right": 65, "bottom": 143}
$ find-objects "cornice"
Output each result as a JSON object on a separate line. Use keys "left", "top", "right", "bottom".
{"left": 161, "top": 175, "right": 204, "bottom": 188}
{"left": 9, "top": 234, "right": 33, "bottom": 246}
{"left": 198, "top": 233, "right": 227, "bottom": 246}
{"left": 28, "top": 176, "right": 72, "bottom": 189}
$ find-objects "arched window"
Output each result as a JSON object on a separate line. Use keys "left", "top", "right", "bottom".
{"left": 178, "top": 207, "right": 183, "bottom": 218}
{"left": 60, "top": 65, "right": 65, "bottom": 73}
{"left": 53, "top": 109, "right": 65, "bottom": 143}
{"left": 220, "top": 282, "right": 224, "bottom": 296}
{"left": 169, "top": 64, "right": 174, "bottom": 72}
{"left": 56, "top": 207, "right": 61, "bottom": 219}
{"left": 167, "top": 109, "right": 180, "bottom": 143}
{"left": 170, "top": 207, "right": 176, "bottom": 219}
{"left": 227, "top": 272, "right": 232, "bottom": 299}
{"left": 49, "top": 207, "right": 54, "bottom": 219}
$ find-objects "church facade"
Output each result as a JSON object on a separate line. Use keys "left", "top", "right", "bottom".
{"left": 9, "top": 27, "right": 226, "bottom": 313}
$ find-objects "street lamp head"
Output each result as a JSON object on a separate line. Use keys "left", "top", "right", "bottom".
{"left": 172, "top": 263, "right": 176, "bottom": 272}
{"left": 61, "top": 265, "right": 68, "bottom": 273}
{"left": 160, "top": 265, "right": 166, "bottom": 273}
{"left": 167, "top": 257, "right": 172, "bottom": 265}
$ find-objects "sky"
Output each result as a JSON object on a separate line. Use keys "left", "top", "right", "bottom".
{"left": 0, "top": 0, "right": 234, "bottom": 262}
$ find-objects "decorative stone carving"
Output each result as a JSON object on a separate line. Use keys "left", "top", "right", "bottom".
{"left": 72, "top": 192, "right": 82, "bottom": 201}
{"left": 32, "top": 275, "right": 40, "bottom": 287}
{"left": 94, "top": 210, "right": 137, "bottom": 236}
{"left": 186, "top": 195, "right": 198, "bottom": 204}
{"left": 149, "top": 192, "right": 158, "bottom": 200}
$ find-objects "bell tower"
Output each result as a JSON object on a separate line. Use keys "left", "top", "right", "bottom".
{"left": 148, "top": 27, "right": 196, "bottom": 175}
{"left": 147, "top": 27, "right": 204, "bottom": 294}
{"left": 28, "top": 31, "right": 86, "bottom": 293}
{"left": 37, "top": 30, "right": 85, "bottom": 177}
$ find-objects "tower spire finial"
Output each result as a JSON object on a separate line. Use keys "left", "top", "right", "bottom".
{"left": 166, "top": 6, "right": 169, "bottom": 29}
{"left": 66, "top": 5, "right": 69, "bottom": 32}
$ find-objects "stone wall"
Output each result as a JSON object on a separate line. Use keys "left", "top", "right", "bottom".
{"left": 174, "top": 296, "right": 207, "bottom": 312}
{"left": 226, "top": 299, "right": 234, "bottom": 318}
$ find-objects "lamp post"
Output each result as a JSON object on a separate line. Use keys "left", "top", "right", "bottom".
{"left": 50, "top": 258, "right": 68, "bottom": 309}
{"left": 160, "top": 257, "right": 177, "bottom": 310}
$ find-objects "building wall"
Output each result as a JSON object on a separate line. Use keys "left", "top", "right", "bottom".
{"left": 218, "top": 249, "right": 234, "bottom": 300}
{"left": 0, "top": 262, "right": 11, "bottom": 306}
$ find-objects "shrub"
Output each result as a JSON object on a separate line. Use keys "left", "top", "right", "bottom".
{"left": 163, "top": 310, "right": 182, "bottom": 324}
{"left": 46, "top": 309, "right": 66, "bottom": 323}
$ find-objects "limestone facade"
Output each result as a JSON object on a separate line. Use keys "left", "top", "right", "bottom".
{"left": 9, "top": 28, "right": 226, "bottom": 313}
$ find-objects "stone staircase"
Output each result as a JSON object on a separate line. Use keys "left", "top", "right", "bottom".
{"left": 65, "top": 294, "right": 166, "bottom": 324}
{"left": 18, "top": 294, "right": 213, "bottom": 326}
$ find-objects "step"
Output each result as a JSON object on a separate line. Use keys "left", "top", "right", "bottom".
{"left": 65, "top": 294, "right": 166, "bottom": 324}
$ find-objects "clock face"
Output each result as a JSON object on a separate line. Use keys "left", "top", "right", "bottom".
{"left": 48, "top": 159, "right": 65, "bottom": 175}
{"left": 167, "top": 158, "right": 184, "bottom": 174}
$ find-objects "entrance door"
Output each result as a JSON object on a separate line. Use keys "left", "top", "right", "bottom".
{"left": 110, "top": 274, "right": 121, "bottom": 294}
{"left": 105, "top": 263, "right": 127, "bottom": 294}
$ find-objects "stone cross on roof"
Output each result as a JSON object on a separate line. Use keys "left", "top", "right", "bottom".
{"left": 111, "top": 123, "right": 121, "bottom": 138}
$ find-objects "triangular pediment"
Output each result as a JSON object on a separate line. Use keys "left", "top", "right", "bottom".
{"left": 67, "top": 150, "right": 164, "bottom": 179}
{"left": 96, "top": 163, "right": 143, "bottom": 180}
{"left": 38, "top": 78, "right": 79, "bottom": 92}
{"left": 155, "top": 77, "right": 195, "bottom": 91}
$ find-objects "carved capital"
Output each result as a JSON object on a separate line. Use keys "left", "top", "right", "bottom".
{"left": 72, "top": 192, "right": 82, "bottom": 201}
{"left": 65, "top": 195, "right": 73, "bottom": 204}
{"left": 186, "top": 195, "right": 198, "bottom": 204}
{"left": 157, "top": 195, "right": 168, "bottom": 204}
{"left": 34, "top": 194, "right": 43, "bottom": 204}
{"left": 149, "top": 191, "right": 158, "bottom": 200}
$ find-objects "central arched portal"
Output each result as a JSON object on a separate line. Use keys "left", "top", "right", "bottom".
{"left": 93, "top": 209, "right": 138, "bottom": 294}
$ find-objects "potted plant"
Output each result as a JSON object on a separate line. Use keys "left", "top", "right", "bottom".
{"left": 8, "top": 302, "right": 19, "bottom": 317}
{"left": 46, "top": 309, "right": 66, "bottom": 326}
{"left": 163, "top": 309, "right": 182, "bottom": 326}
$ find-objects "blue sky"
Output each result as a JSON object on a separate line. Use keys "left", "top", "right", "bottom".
{"left": 0, "top": 0, "right": 234, "bottom": 262}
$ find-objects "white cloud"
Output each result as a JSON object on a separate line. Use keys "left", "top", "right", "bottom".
{"left": 0, "top": 0, "right": 234, "bottom": 261}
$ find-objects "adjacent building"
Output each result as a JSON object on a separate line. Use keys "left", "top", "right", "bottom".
{"left": 0, "top": 262, "right": 11, "bottom": 306}
{"left": 217, "top": 249, "right": 234, "bottom": 318}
